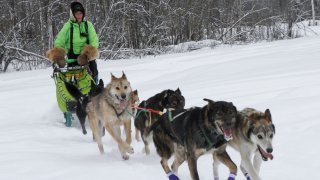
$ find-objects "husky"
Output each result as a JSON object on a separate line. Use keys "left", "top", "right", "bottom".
{"left": 86, "top": 72, "right": 138, "bottom": 160}
{"left": 65, "top": 79, "right": 104, "bottom": 134}
{"left": 148, "top": 99, "right": 238, "bottom": 180}
{"left": 213, "top": 108, "right": 275, "bottom": 180}
{"left": 134, "top": 88, "right": 185, "bottom": 154}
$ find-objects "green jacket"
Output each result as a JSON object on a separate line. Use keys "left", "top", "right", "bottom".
{"left": 54, "top": 20, "right": 99, "bottom": 56}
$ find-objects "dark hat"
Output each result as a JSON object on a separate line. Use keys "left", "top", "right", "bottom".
{"left": 70, "top": 2, "right": 85, "bottom": 18}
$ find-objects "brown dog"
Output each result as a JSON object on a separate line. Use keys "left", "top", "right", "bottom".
{"left": 86, "top": 72, "right": 136, "bottom": 160}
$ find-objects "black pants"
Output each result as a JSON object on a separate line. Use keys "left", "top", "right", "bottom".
{"left": 88, "top": 60, "right": 98, "bottom": 77}
{"left": 88, "top": 60, "right": 98, "bottom": 83}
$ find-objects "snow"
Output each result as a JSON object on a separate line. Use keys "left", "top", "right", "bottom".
{"left": 1, "top": 30, "right": 320, "bottom": 180}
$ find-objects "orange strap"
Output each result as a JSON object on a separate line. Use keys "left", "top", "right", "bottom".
{"left": 65, "top": 73, "right": 83, "bottom": 79}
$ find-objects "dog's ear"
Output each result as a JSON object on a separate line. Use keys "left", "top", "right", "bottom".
{"left": 265, "top": 109, "right": 272, "bottom": 122}
{"left": 232, "top": 103, "right": 237, "bottom": 113}
{"left": 132, "top": 89, "right": 138, "bottom": 96}
{"left": 246, "top": 120, "right": 254, "bottom": 138}
{"left": 247, "top": 125, "right": 254, "bottom": 138}
{"left": 203, "top": 98, "right": 215, "bottom": 104}
{"left": 99, "top": 79, "right": 104, "bottom": 87}
{"left": 271, "top": 124, "right": 276, "bottom": 134}
{"left": 175, "top": 88, "right": 181, "bottom": 95}
{"left": 121, "top": 71, "right": 127, "bottom": 80}
{"left": 111, "top": 73, "right": 117, "bottom": 81}
{"left": 203, "top": 98, "right": 215, "bottom": 109}
{"left": 160, "top": 91, "right": 168, "bottom": 107}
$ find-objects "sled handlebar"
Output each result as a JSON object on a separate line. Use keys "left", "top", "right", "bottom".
{"left": 54, "top": 65, "right": 87, "bottom": 72}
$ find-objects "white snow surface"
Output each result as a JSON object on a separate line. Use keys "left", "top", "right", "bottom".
{"left": 1, "top": 34, "right": 320, "bottom": 179}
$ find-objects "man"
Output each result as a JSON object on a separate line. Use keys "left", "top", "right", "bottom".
{"left": 54, "top": 1, "right": 99, "bottom": 80}
{"left": 47, "top": 1, "right": 99, "bottom": 125}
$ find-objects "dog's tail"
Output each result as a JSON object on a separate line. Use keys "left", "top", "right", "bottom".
{"left": 64, "top": 82, "right": 83, "bottom": 100}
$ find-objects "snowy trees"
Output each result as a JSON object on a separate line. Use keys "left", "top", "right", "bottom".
{"left": 0, "top": 0, "right": 54, "bottom": 72}
{"left": 0, "top": 0, "right": 319, "bottom": 72}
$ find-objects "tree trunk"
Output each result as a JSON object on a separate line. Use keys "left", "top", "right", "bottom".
{"left": 311, "top": 0, "right": 316, "bottom": 26}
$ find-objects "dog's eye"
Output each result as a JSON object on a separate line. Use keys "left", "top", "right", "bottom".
{"left": 116, "top": 87, "right": 120, "bottom": 90}
{"left": 124, "top": 86, "right": 127, "bottom": 89}
{"left": 270, "top": 134, "right": 273, "bottom": 139}
{"left": 228, "top": 110, "right": 234, "bottom": 115}
{"left": 172, "top": 101, "right": 177, "bottom": 106}
{"left": 257, "top": 135, "right": 263, "bottom": 139}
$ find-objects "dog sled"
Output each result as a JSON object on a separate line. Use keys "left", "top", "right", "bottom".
{"left": 52, "top": 64, "right": 93, "bottom": 127}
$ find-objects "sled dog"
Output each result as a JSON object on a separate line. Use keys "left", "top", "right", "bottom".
{"left": 148, "top": 99, "right": 238, "bottom": 180}
{"left": 86, "top": 72, "right": 138, "bottom": 160}
{"left": 213, "top": 108, "right": 275, "bottom": 180}
{"left": 134, "top": 88, "right": 185, "bottom": 154}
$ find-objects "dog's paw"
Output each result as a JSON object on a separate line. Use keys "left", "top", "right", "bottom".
{"left": 122, "top": 154, "right": 130, "bottom": 160}
{"left": 167, "top": 172, "right": 180, "bottom": 180}
{"left": 82, "top": 130, "right": 87, "bottom": 135}
{"left": 227, "top": 173, "right": 236, "bottom": 180}
{"left": 127, "top": 146, "right": 134, "bottom": 154}
{"left": 244, "top": 173, "right": 251, "bottom": 180}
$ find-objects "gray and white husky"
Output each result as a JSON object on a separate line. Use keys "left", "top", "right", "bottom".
{"left": 213, "top": 108, "right": 275, "bottom": 180}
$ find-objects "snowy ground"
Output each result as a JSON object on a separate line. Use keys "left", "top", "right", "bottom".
{"left": 1, "top": 29, "right": 320, "bottom": 179}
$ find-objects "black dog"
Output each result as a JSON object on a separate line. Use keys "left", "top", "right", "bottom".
{"left": 148, "top": 99, "right": 238, "bottom": 180}
{"left": 134, "top": 88, "right": 185, "bottom": 154}
{"left": 64, "top": 79, "right": 104, "bottom": 134}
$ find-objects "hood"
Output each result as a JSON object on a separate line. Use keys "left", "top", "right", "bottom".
{"left": 70, "top": 2, "right": 85, "bottom": 22}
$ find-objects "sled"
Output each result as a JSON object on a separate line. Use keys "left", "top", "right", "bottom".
{"left": 52, "top": 64, "right": 93, "bottom": 127}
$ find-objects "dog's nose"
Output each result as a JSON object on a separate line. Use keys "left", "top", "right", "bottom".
{"left": 266, "top": 148, "right": 273, "bottom": 153}
{"left": 121, "top": 94, "right": 126, "bottom": 99}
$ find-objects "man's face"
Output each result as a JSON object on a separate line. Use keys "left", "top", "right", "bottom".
{"left": 74, "top": 11, "right": 83, "bottom": 23}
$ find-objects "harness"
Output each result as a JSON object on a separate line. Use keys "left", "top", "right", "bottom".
{"left": 68, "top": 21, "right": 89, "bottom": 63}
{"left": 134, "top": 101, "right": 148, "bottom": 119}
{"left": 134, "top": 101, "right": 167, "bottom": 126}
{"left": 112, "top": 106, "right": 126, "bottom": 117}
{"left": 198, "top": 124, "right": 226, "bottom": 151}
{"left": 157, "top": 108, "right": 226, "bottom": 150}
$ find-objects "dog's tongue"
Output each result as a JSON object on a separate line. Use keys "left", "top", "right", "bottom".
{"left": 259, "top": 146, "right": 274, "bottom": 160}
{"left": 223, "top": 128, "right": 233, "bottom": 141}
{"left": 120, "top": 100, "right": 127, "bottom": 108}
